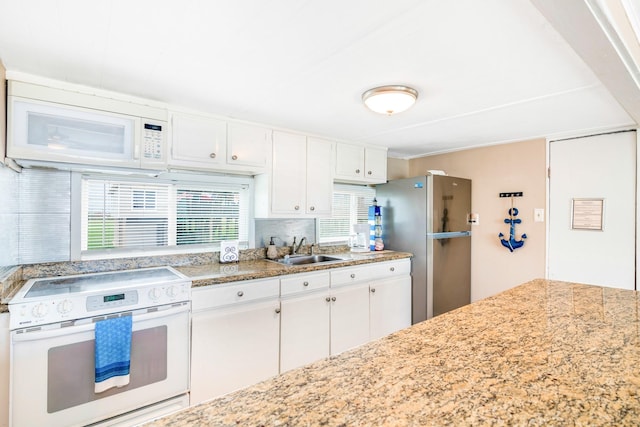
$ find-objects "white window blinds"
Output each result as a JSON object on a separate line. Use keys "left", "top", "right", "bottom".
{"left": 318, "top": 184, "right": 376, "bottom": 244}
{"left": 81, "top": 177, "right": 249, "bottom": 254}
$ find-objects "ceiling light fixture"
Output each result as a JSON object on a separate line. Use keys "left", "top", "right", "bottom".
{"left": 362, "top": 85, "right": 418, "bottom": 115}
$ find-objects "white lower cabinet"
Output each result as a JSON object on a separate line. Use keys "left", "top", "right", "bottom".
{"left": 190, "top": 279, "right": 280, "bottom": 405}
{"left": 280, "top": 291, "right": 330, "bottom": 372}
{"left": 188, "top": 259, "right": 411, "bottom": 405}
{"left": 0, "top": 313, "right": 9, "bottom": 427}
{"left": 369, "top": 275, "right": 412, "bottom": 340}
{"left": 329, "top": 283, "right": 371, "bottom": 355}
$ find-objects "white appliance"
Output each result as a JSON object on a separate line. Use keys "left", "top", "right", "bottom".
{"left": 7, "top": 80, "right": 168, "bottom": 171}
{"left": 8, "top": 266, "right": 191, "bottom": 427}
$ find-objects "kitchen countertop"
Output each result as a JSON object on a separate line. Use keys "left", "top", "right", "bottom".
{"left": 177, "top": 250, "right": 412, "bottom": 287}
{"left": 145, "top": 279, "right": 640, "bottom": 426}
{"left": 0, "top": 250, "right": 412, "bottom": 313}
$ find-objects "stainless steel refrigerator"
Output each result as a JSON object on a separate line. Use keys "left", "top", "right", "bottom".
{"left": 376, "top": 175, "right": 471, "bottom": 324}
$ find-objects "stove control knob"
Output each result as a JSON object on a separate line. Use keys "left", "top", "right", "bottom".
{"left": 166, "top": 285, "right": 179, "bottom": 298}
{"left": 32, "top": 303, "right": 49, "bottom": 318}
{"left": 57, "top": 299, "right": 73, "bottom": 314}
{"left": 148, "top": 288, "right": 162, "bottom": 301}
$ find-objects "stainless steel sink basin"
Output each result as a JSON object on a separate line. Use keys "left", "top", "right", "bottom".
{"left": 269, "top": 254, "right": 343, "bottom": 265}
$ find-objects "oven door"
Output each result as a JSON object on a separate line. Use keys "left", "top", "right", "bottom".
{"left": 10, "top": 302, "right": 190, "bottom": 427}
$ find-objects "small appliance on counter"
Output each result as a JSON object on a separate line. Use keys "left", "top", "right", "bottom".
{"left": 350, "top": 224, "right": 370, "bottom": 252}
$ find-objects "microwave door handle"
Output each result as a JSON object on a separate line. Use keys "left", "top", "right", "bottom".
{"left": 133, "top": 137, "right": 140, "bottom": 160}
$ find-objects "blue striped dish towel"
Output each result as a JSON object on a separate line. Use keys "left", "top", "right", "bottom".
{"left": 94, "top": 315, "right": 132, "bottom": 394}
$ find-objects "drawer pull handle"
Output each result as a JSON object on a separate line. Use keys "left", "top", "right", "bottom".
{"left": 294, "top": 205, "right": 300, "bottom": 210}
{"left": 237, "top": 291, "right": 244, "bottom": 297}
{"left": 390, "top": 267, "right": 395, "bottom": 272}
{"left": 350, "top": 273, "right": 356, "bottom": 279}
{"left": 309, "top": 206, "right": 315, "bottom": 211}
{"left": 355, "top": 169, "right": 360, "bottom": 174}
{"left": 275, "top": 308, "right": 281, "bottom": 314}
{"left": 209, "top": 153, "right": 216, "bottom": 159}
{"left": 303, "top": 281, "right": 309, "bottom": 286}
{"left": 367, "top": 170, "right": 372, "bottom": 175}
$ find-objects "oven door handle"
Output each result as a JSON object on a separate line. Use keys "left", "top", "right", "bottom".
{"left": 11, "top": 302, "right": 189, "bottom": 343}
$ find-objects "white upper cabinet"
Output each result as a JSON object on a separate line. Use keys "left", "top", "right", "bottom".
{"left": 170, "top": 112, "right": 227, "bottom": 168}
{"left": 169, "top": 112, "right": 271, "bottom": 174}
{"left": 334, "top": 143, "right": 388, "bottom": 184}
{"left": 255, "top": 131, "right": 333, "bottom": 218}
{"left": 227, "top": 122, "right": 271, "bottom": 171}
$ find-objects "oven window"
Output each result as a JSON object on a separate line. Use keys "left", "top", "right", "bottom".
{"left": 47, "top": 326, "right": 167, "bottom": 413}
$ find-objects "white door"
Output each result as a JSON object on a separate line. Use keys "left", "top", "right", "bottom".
{"left": 369, "top": 276, "right": 412, "bottom": 341}
{"left": 190, "top": 299, "right": 280, "bottom": 405}
{"left": 280, "top": 291, "right": 330, "bottom": 373}
{"left": 548, "top": 131, "right": 636, "bottom": 290}
{"left": 330, "top": 283, "right": 370, "bottom": 355}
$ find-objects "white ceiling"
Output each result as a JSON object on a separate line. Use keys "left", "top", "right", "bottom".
{"left": 0, "top": 0, "right": 638, "bottom": 158}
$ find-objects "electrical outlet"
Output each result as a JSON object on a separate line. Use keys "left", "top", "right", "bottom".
{"left": 534, "top": 208, "right": 544, "bottom": 222}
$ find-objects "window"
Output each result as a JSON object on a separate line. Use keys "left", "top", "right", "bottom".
{"left": 318, "top": 184, "right": 376, "bottom": 244}
{"left": 80, "top": 175, "right": 250, "bottom": 256}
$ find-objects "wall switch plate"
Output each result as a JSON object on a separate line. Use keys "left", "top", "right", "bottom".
{"left": 534, "top": 208, "right": 545, "bottom": 222}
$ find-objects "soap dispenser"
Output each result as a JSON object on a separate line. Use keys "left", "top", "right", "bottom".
{"left": 267, "top": 237, "right": 278, "bottom": 260}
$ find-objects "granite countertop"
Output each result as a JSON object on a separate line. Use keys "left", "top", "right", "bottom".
{"left": 177, "top": 250, "right": 412, "bottom": 287}
{"left": 0, "top": 250, "right": 412, "bottom": 313}
{"left": 145, "top": 279, "right": 640, "bottom": 426}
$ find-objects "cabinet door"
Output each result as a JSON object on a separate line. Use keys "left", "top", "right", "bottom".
{"left": 227, "top": 122, "right": 271, "bottom": 169}
{"left": 190, "top": 299, "right": 280, "bottom": 405}
{"left": 280, "top": 291, "right": 330, "bottom": 373}
{"left": 271, "top": 131, "right": 306, "bottom": 215}
{"left": 0, "top": 313, "right": 8, "bottom": 427}
{"left": 334, "top": 143, "right": 364, "bottom": 181}
{"left": 364, "top": 146, "right": 388, "bottom": 183}
{"left": 330, "top": 283, "right": 370, "bottom": 355}
{"left": 306, "top": 138, "right": 333, "bottom": 216}
{"left": 170, "top": 113, "right": 227, "bottom": 168}
{"left": 369, "top": 275, "right": 412, "bottom": 341}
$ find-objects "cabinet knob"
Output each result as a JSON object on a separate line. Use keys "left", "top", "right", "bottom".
{"left": 209, "top": 153, "right": 216, "bottom": 159}
{"left": 355, "top": 169, "right": 360, "bottom": 174}
{"left": 331, "top": 296, "right": 337, "bottom": 302}
{"left": 326, "top": 297, "right": 331, "bottom": 302}
{"left": 237, "top": 291, "right": 244, "bottom": 297}
{"left": 231, "top": 155, "right": 238, "bottom": 160}
{"left": 350, "top": 273, "right": 356, "bottom": 279}
{"left": 371, "top": 288, "right": 376, "bottom": 293}
{"left": 275, "top": 308, "right": 281, "bottom": 314}
{"left": 294, "top": 205, "right": 300, "bottom": 210}
{"left": 390, "top": 267, "right": 395, "bottom": 272}
{"left": 303, "top": 281, "right": 309, "bottom": 287}
{"left": 367, "top": 170, "right": 372, "bottom": 175}
{"left": 309, "top": 206, "right": 315, "bottom": 211}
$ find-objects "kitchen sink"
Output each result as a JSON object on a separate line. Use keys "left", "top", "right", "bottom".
{"left": 269, "top": 254, "right": 343, "bottom": 265}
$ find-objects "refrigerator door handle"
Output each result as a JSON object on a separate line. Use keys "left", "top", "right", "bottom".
{"left": 427, "top": 231, "right": 472, "bottom": 239}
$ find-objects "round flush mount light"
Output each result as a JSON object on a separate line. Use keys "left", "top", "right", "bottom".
{"left": 362, "top": 85, "right": 418, "bottom": 115}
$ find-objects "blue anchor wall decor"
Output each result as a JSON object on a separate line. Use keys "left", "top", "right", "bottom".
{"left": 499, "top": 207, "right": 527, "bottom": 252}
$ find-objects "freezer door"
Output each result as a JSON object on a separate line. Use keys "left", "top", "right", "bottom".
{"left": 430, "top": 234, "right": 471, "bottom": 317}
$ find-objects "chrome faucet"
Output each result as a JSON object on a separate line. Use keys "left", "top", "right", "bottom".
{"left": 292, "top": 236, "right": 306, "bottom": 255}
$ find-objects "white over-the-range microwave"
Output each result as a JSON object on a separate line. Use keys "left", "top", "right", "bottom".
{"left": 6, "top": 80, "right": 168, "bottom": 171}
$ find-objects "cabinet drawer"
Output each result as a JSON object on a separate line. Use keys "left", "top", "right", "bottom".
{"left": 192, "top": 278, "right": 280, "bottom": 311}
{"left": 330, "top": 266, "right": 372, "bottom": 287}
{"left": 368, "top": 259, "right": 411, "bottom": 279}
{"left": 331, "top": 259, "right": 411, "bottom": 287}
{"left": 281, "top": 271, "right": 330, "bottom": 296}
